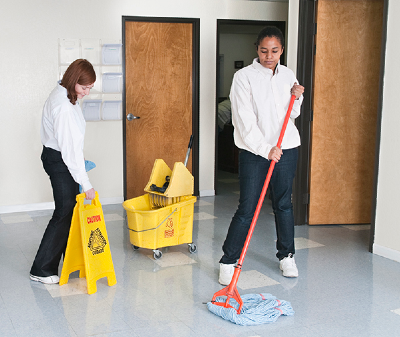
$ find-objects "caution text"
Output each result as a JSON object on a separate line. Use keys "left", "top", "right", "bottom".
{"left": 87, "top": 215, "right": 102, "bottom": 224}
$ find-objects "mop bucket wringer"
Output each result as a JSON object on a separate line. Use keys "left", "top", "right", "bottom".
{"left": 123, "top": 159, "right": 197, "bottom": 259}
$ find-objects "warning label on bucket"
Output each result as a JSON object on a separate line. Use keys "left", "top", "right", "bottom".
{"left": 164, "top": 218, "right": 174, "bottom": 238}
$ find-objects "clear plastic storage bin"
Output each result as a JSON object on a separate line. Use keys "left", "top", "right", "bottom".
{"left": 82, "top": 100, "right": 102, "bottom": 121}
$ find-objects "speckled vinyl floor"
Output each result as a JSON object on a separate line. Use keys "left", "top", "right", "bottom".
{"left": 0, "top": 171, "right": 399, "bottom": 336}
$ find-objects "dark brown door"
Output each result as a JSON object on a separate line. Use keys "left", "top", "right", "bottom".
{"left": 308, "top": 0, "right": 384, "bottom": 224}
{"left": 123, "top": 18, "right": 199, "bottom": 200}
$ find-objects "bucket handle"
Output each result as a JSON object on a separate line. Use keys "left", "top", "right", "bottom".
{"left": 127, "top": 208, "right": 178, "bottom": 233}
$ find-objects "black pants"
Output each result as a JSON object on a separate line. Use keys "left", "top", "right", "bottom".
{"left": 220, "top": 148, "right": 298, "bottom": 264}
{"left": 30, "top": 146, "right": 79, "bottom": 277}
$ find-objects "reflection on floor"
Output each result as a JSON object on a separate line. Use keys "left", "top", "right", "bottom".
{"left": 0, "top": 171, "right": 399, "bottom": 336}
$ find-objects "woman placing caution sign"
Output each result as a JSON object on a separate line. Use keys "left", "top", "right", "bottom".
{"left": 30, "top": 59, "right": 96, "bottom": 284}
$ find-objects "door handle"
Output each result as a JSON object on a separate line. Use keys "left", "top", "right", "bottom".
{"left": 126, "top": 113, "right": 140, "bottom": 121}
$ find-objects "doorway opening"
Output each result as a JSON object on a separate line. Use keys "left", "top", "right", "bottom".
{"left": 215, "top": 19, "right": 286, "bottom": 195}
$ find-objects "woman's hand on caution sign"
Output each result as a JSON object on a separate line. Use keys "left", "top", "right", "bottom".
{"left": 85, "top": 188, "right": 96, "bottom": 200}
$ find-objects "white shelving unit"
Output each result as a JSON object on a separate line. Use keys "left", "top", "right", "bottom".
{"left": 58, "top": 38, "right": 123, "bottom": 121}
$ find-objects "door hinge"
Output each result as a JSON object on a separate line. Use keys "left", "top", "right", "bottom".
{"left": 303, "top": 193, "right": 310, "bottom": 205}
{"left": 310, "top": 109, "right": 313, "bottom": 122}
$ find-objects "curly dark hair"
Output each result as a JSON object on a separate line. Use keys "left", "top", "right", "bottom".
{"left": 255, "top": 26, "right": 285, "bottom": 49}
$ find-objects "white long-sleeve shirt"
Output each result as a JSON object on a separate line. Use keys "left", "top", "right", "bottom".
{"left": 40, "top": 83, "right": 93, "bottom": 192}
{"left": 230, "top": 58, "right": 303, "bottom": 160}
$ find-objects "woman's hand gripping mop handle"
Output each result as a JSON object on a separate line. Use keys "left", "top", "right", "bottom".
{"left": 211, "top": 95, "right": 297, "bottom": 314}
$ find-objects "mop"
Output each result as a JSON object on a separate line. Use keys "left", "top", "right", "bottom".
{"left": 208, "top": 95, "right": 296, "bottom": 325}
{"left": 207, "top": 293, "right": 294, "bottom": 326}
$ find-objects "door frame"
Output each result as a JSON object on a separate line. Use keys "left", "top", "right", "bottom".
{"left": 292, "top": 0, "right": 316, "bottom": 226}
{"left": 122, "top": 16, "right": 200, "bottom": 200}
{"left": 215, "top": 19, "right": 286, "bottom": 194}
{"left": 295, "top": 0, "right": 389, "bottom": 252}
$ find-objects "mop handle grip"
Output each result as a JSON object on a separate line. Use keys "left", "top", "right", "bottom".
{"left": 184, "top": 135, "right": 193, "bottom": 167}
{"left": 187, "top": 134, "right": 193, "bottom": 149}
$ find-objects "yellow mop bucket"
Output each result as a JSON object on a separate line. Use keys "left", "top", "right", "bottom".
{"left": 123, "top": 158, "right": 197, "bottom": 259}
{"left": 123, "top": 194, "right": 196, "bottom": 259}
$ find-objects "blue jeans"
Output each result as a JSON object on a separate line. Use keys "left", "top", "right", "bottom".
{"left": 220, "top": 148, "right": 298, "bottom": 264}
{"left": 30, "top": 146, "right": 79, "bottom": 277}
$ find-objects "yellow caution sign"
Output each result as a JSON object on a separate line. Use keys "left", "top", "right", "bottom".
{"left": 60, "top": 192, "right": 117, "bottom": 294}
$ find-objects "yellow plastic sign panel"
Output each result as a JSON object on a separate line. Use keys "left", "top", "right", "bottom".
{"left": 60, "top": 192, "right": 117, "bottom": 294}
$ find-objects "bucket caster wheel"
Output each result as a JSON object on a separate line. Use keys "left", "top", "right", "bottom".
{"left": 188, "top": 243, "right": 197, "bottom": 254}
{"left": 153, "top": 250, "right": 162, "bottom": 260}
{"left": 132, "top": 245, "right": 140, "bottom": 251}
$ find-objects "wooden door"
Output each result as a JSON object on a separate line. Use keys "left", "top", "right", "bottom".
{"left": 308, "top": 0, "right": 384, "bottom": 224}
{"left": 123, "top": 18, "right": 198, "bottom": 200}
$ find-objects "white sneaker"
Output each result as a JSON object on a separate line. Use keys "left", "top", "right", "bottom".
{"left": 30, "top": 274, "right": 60, "bottom": 284}
{"left": 279, "top": 254, "right": 298, "bottom": 278}
{"left": 219, "top": 263, "right": 235, "bottom": 285}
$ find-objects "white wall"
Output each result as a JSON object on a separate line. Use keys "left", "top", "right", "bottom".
{"left": 286, "top": 0, "right": 299, "bottom": 74}
{"left": 373, "top": 0, "right": 400, "bottom": 262}
{"left": 0, "top": 0, "right": 288, "bottom": 212}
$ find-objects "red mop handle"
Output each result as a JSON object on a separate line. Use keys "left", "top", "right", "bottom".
{"left": 276, "top": 96, "right": 296, "bottom": 149}
{"left": 211, "top": 95, "right": 296, "bottom": 314}
{"left": 236, "top": 94, "right": 297, "bottom": 268}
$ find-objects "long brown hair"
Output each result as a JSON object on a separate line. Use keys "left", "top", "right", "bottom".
{"left": 60, "top": 59, "right": 96, "bottom": 105}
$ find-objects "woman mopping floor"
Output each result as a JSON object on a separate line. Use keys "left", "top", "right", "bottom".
{"left": 218, "top": 26, "right": 304, "bottom": 285}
